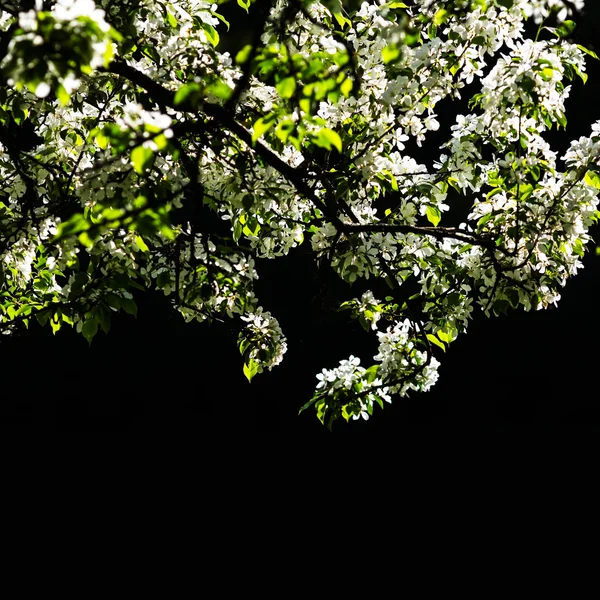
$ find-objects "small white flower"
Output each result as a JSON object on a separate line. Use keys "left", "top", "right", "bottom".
{"left": 34, "top": 82, "right": 51, "bottom": 98}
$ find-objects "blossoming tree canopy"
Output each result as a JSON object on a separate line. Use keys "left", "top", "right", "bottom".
{"left": 0, "top": 0, "right": 598, "bottom": 427}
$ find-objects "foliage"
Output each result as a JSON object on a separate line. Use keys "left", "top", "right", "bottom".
{"left": 0, "top": 0, "right": 598, "bottom": 427}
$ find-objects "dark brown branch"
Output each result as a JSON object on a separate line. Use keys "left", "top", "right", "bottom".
{"left": 105, "top": 60, "right": 339, "bottom": 224}
{"left": 341, "top": 223, "right": 494, "bottom": 247}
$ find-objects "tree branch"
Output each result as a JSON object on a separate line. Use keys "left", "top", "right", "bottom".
{"left": 341, "top": 223, "right": 494, "bottom": 247}
{"left": 105, "top": 60, "right": 339, "bottom": 224}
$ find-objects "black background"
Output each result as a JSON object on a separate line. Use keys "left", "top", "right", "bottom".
{"left": 2, "top": 1, "right": 600, "bottom": 434}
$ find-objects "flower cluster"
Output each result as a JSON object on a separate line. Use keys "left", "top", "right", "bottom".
{"left": 314, "top": 355, "right": 391, "bottom": 423}
{"left": 239, "top": 307, "right": 288, "bottom": 378}
{"left": 4, "top": 0, "right": 115, "bottom": 99}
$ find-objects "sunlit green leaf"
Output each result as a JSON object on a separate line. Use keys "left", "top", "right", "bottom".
{"left": 577, "top": 44, "right": 599, "bottom": 60}
{"left": 314, "top": 128, "right": 342, "bottom": 152}
{"left": 56, "top": 213, "right": 90, "bottom": 238}
{"left": 252, "top": 115, "right": 276, "bottom": 142}
{"left": 276, "top": 76, "right": 296, "bottom": 99}
{"left": 236, "top": 44, "right": 253, "bottom": 64}
{"left": 131, "top": 145, "right": 154, "bottom": 175}
{"left": 95, "top": 131, "right": 108, "bottom": 149}
{"left": 206, "top": 79, "right": 232, "bottom": 100}
{"left": 556, "top": 20, "right": 576, "bottom": 39}
{"left": 78, "top": 231, "right": 94, "bottom": 248}
{"left": 426, "top": 333, "right": 445, "bottom": 352}
{"left": 166, "top": 10, "right": 177, "bottom": 28}
{"left": 340, "top": 77, "right": 353, "bottom": 97}
{"left": 382, "top": 44, "right": 401, "bottom": 64}
{"left": 202, "top": 23, "right": 219, "bottom": 47}
{"left": 585, "top": 170, "right": 600, "bottom": 189}
{"left": 425, "top": 206, "right": 441, "bottom": 227}
{"left": 135, "top": 235, "right": 149, "bottom": 252}
{"left": 434, "top": 8, "right": 448, "bottom": 25}
{"left": 332, "top": 10, "right": 352, "bottom": 30}
{"left": 437, "top": 329, "right": 452, "bottom": 343}
{"left": 243, "top": 359, "right": 259, "bottom": 382}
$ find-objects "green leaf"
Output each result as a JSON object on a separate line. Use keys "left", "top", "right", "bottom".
{"left": 332, "top": 10, "right": 352, "bottom": 30}
{"left": 298, "top": 395, "right": 319, "bottom": 414}
{"left": 276, "top": 76, "right": 296, "bottom": 99}
{"left": 174, "top": 82, "right": 203, "bottom": 107}
{"left": 106, "top": 293, "right": 121, "bottom": 311}
{"left": 575, "top": 67, "right": 588, "bottom": 84}
{"left": 202, "top": 23, "right": 219, "bottom": 47}
{"left": 36, "top": 310, "right": 51, "bottom": 327}
{"left": 56, "top": 213, "right": 90, "bottom": 238}
{"left": 237, "top": 0, "right": 251, "bottom": 12}
{"left": 56, "top": 84, "right": 70, "bottom": 106}
{"left": 433, "top": 8, "right": 448, "bottom": 25}
{"left": 437, "top": 329, "right": 452, "bottom": 343}
{"left": 95, "top": 131, "right": 109, "bottom": 149}
{"left": 141, "top": 44, "right": 161, "bottom": 64}
{"left": 364, "top": 365, "right": 379, "bottom": 384}
{"left": 121, "top": 297, "right": 138, "bottom": 317}
{"left": 359, "top": 314, "right": 369, "bottom": 331}
{"left": 166, "top": 10, "right": 177, "bottom": 28}
{"left": 242, "top": 216, "right": 260, "bottom": 236}
{"left": 135, "top": 235, "right": 149, "bottom": 252}
{"left": 314, "top": 128, "right": 342, "bottom": 152}
{"left": 153, "top": 133, "right": 169, "bottom": 150}
{"left": 243, "top": 359, "right": 259, "bottom": 382}
{"left": 212, "top": 10, "right": 230, "bottom": 30}
{"left": 519, "top": 76, "right": 535, "bottom": 93}
{"left": 299, "top": 98, "right": 312, "bottom": 114}
{"left": 556, "top": 20, "right": 576, "bottom": 39}
{"left": 340, "top": 77, "right": 353, "bottom": 97}
{"left": 206, "top": 79, "right": 232, "bottom": 101}
{"left": 382, "top": 44, "right": 401, "bottom": 64}
{"left": 235, "top": 44, "right": 253, "bottom": 65}
{"left": 584, "top": 170, "right": 600, "bottom": 190}
{"left": 131, "top": 145, "right": 154, "bottom": 175}
{"left": 275, "top": 119, "right": 295, "bottom": 142}
{"left": 425, "top": 205, "right": 441, "bottom": 226}
{"left": 134, "top": 195, "right": 148, "bottom": 209}
{"left": 49, "top": 312, "right": 61, "bottom": 335}
{"left": 82, "top": 317, "right": 98, "bottom": 344}
{"left": 69, "top": 272, "right": 90, "bottom": 299}
{"left": 101, "top": 207, "right": 125, "bottom": 220}
{"left": 316, "top": 398, "right": 327, "bottom": 425}
{"left": 252, "top": 116, "right": 275, "bottom": 143}
{"left": 233, "top": 220, "right": 243, "bottom": 242}
{"left": 341, "top": 405, "right": 352, "bottom": 422}
{"left": 95, "top": 305, "right": 111, "bottom": 334}
{"left": 477, "top": 212, "right": 493, "bottom": 228}
{"left": 78, "top": 231, "right": 94, "bottom": 248}
{"left": 426, "top": 333, "right": 446, "bottom": 352}
{"left": 486, "top": 187, "right": 503, "bottom": 201}
{"left": 577, "top": 44, "right": 599, "bottom": 60}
